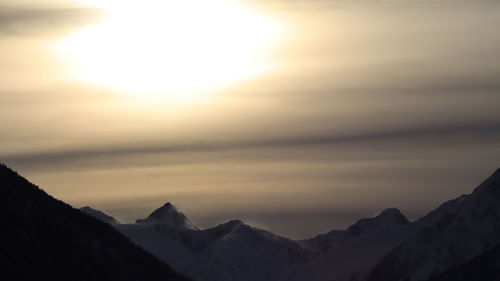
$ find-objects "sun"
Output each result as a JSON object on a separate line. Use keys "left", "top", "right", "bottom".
{"left": 56, "top": 0, "right": 284, "bottom": 101}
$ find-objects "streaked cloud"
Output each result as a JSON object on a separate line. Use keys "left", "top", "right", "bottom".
{"left": 0, "top": 6, "right": 101, "bottom": 36}
{"left": 3, "top": 120, "right": 500, "bottom": 169}
{"left": 1, "top": 0, "right": 500, "bottom": 238}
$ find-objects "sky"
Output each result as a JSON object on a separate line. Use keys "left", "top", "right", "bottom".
{"left": 1, "top": 0, "right": 500, "bottom": 239}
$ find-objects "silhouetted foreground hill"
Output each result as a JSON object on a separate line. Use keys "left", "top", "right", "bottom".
{"left": 0, "top": 164, "right": 189, "bottom": 281}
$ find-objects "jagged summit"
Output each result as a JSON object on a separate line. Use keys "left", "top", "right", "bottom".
{"left": 136, "top": 202, "right": 198, "bottom": 230}
{"left": 375, "top": 208, "right": 409, "bottom": 224}
{"left": 148, "top": 202, "right": 177, "bottom": 219}
{"left": 346, "top": 207, "right": 409, "bottom": 237}
{"left": 363, "top": 207, "right": 408, "bottom": 226}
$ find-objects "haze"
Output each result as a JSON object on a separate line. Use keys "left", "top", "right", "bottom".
{"left": 1, "top": 0, "right": 500, "bottom": 238}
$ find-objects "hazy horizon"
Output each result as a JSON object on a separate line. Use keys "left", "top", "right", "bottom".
{"left": 2, "top": 0, "right": 500, "bottom": 238}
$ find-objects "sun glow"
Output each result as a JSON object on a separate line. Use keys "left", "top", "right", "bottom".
{"left": 57, "top": 0, "right": 284, "bottom": 101}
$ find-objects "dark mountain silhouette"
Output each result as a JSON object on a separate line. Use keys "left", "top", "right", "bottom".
{"left": 86, "top": 169, "right": 500, "bottom": 281}
{"left": 0, "top": 163, "right": 190, "bottom": 281}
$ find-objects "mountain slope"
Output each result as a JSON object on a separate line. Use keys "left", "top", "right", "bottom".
{"left": 186, "top": 221, "right": 316, "bottom": 281}
{"left": 427, "top": 241, "right": 500, "bottom": 281}
{"left": 113, "top": 203, "right": 316, "bottom": 281}
{"left": 367, "top": 169, "right": 500, "bottom": 281}
{"left": 0, "top": 164, "right": 189, "bottom": 281}
{"left": 283, "top": 208, "right": 412, "bottom": 281}
{"left": 81, "top": 205, "right": 119, "bottom": 224}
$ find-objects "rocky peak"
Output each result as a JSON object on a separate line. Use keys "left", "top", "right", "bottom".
{"left": 136, "top": 202, "right": 198, "bottom": 230}
{"left": 345, "top": 208, "right": 409, "bottom": 237}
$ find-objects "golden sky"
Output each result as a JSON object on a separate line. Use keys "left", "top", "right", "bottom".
{"left": 2, "top": 0, "right": 500, "bottom": 238}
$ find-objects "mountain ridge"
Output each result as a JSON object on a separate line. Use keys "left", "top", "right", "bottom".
{"left": 83, "top": 168, "right": 500, "bottom": 281}
{"left": 368, "top": 168, "right": 500, "bottom": 281}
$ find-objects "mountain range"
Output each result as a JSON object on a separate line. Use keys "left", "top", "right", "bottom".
{"left": 2, "top": 162, "right": 500, "bottom": 281}
{"left": 81, "top": 168, "right": 500, "bottom": 281}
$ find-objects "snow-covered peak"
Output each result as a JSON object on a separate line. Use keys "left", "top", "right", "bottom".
{"left": 148, "top": 202, "right": 177, "bottom": 219}
{"left": 200, "top": 220, "right": 260, "bottom": 242}
{"left": 136, "top": 202, "right": 198, "bottom": 230}
{"left": 377, "top": 207, "right": 404, "bottom": 218}
{"left": 80, "top": 206, "right": 119, "bottom": 225}
{"left": 346, "top": 208, "right": 409, "bottom": 237}
{"left": 211, "top": 219, "right": 244, "bottom": 233}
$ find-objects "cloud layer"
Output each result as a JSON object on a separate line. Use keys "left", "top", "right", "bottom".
{"left": 1, "top": 0, "right": 500, "bottom": 238}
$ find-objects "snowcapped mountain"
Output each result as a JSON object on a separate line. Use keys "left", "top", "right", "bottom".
{"left": 97, "top": 202, "right": 316, "bottom": 281}
{"left": 83, "top": 168, "right": 500, "bottom": 281}
{"left": 84, "top": 204, "right": 415, "bottom": 281}
{"left": 283, "top": 208, "right": 412, "bottom": 281}
{"left": 136, "top": 202, "right": 199, "bottom": 230}
{"left": 368, "top": 168, "right": 500, "bottom": 281}
{"left": 186, "top": 220, "right": 316, "bottom": 281}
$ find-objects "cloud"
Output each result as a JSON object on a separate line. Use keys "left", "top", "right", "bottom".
{"left": 0, "top": 6, "right": 101, "bottom": 36}
{"left": 1, "top": 0, "right": 500, "bottom": 239}
{"left": 4, "top": 120, "right": 500, "bottom": 170}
